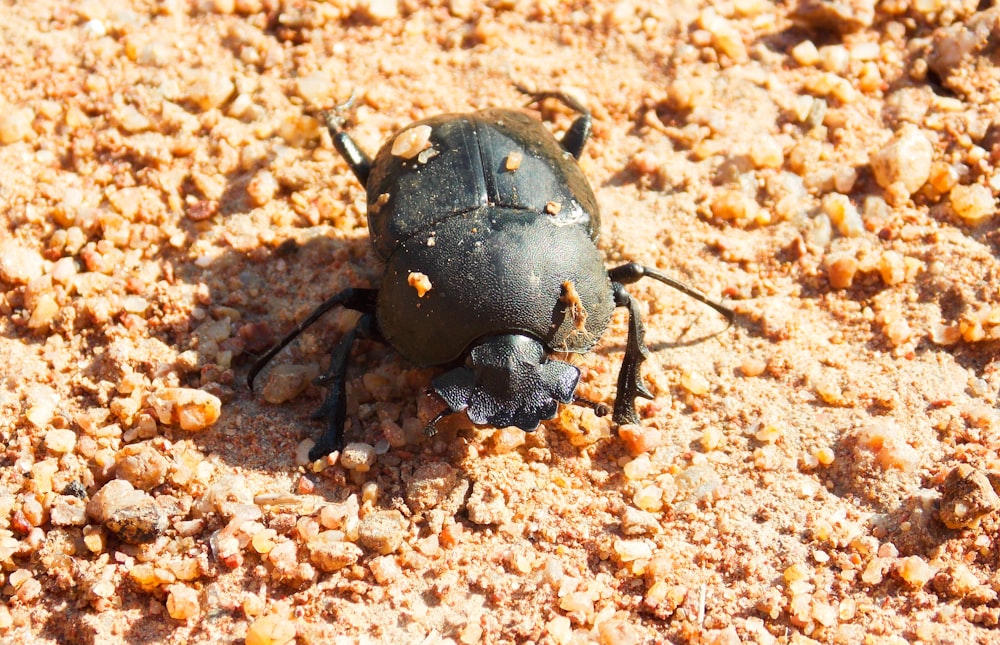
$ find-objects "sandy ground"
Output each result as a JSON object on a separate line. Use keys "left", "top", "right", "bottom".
{"left": 2, "top": 0, "right": 1000, "bottom": 643}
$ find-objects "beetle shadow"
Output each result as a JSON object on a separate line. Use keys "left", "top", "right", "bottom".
{"left": 645, "top": 320, "right": 737, "bottom": 353}
{"left": 600, "top": 311, "right": 738, "bottom": 356}
{"left": 37, "top": 604, "right": 99, "bottom": 644}
{"left": 184, "top": 229, "right": 380, "bottom": 472}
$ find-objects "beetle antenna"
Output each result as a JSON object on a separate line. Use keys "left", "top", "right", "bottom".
{"left": 424, "top": 409, "right": 454, "bottom": 437}
{"left": 608, "top": 262, "right": 735, "bottom": 329}
{"left": 573, "top": 396, "right": 610, "bottom": 417}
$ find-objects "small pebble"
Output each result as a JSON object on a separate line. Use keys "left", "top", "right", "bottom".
{"left": 877, "top": 251, "right": 906, "bottom": 286}
{"left": 391, "top": 125, "right": 432, "bottom": 159}
{"left": 950, "top": 183, "right": 995, "bottom": 224}
{"left": 546, "top": 616, "right": 573, "bottom": 643}
{"left": 407, "top": 271, "right": 432, "bottom": 297}
{"left": 405, "top": 462, "right": 459, "bottom": 512}
{"left": 0, "top": 241, "right": 45, "bottom": 284}
{"left": 826, "top": 254, "right": 858, "bottom": 289}
{"left": 883, "top": 316, "right": 914, "bottom": 348}
{"left": 633, "top": 485, "right": 663, "bottom": 512}
{"left": 621, "top": 507, "right": 660, "bottom": 536}
{"left": 755, "top": 425, "right": 782, "bottom": 443}
{"left": 489, "top": 426, "right": 526, "bottom": 454}
{"left": 184, "top": 71, "right": 234, "bottom": 111}
{"left": 896, "top": 556, "right": 934, "bottom": 588}
{"left": 823, "top": 193, "right": 863, "bottom": 237}
{"left": 710, "top": 189, "right": 761, "bottom": 226}
{"left": 358, "top": 0, "right": 399, "bottom": 21}
{"left": 791, "top": 40, "right": 820, "bottom": 66}
{"left": 701, "top": 427, "right": 724, "bottom": 451}
{"left": 246, "top": 613, "right": 296, "bottom": 645}
{"left": 340, "top": 443, "right": 376, "bottom": 472}
{"left": 933, "top": 564, "right": 980, "bottom": 599}
{"left": 749, "top": 135, "right": 784, "bottom": 169}
{"left": 938, "top": 464, "right": 1000, "bottom": 529}
{"left": 559, "top": 590, "right": 595, "bottom": 615}
{"left": 613, "top": 538, "right": 653, "bottom": 563}
{"left": 369, "top": 555, "right": 402, "bottom": 584}
{"left": 698, "top": 8, "right": 747, "bottom": 62}
{"left": 791, "top": 0, "right": 874, "bottom": 32}
{"left": 116, "top": 442, "right": 170, "bottom": 490}
{"left": 623, "top": 454, "right": 652, "bottom": 481}
{"left": 871, "top": 126, "right": 933, "bottom": 195}
{"left": 0, "top": 106, "right": 35, "bottom": 144}
{"left": 680, "top": 371, "right": 710, "bottom": 395}
{"left": 814, "top": 447, "right": 836, "bottom": 466}
{"left": 357, "top": 510, "right": 407, "bottom": 555}
{"left": 294, "top": 72, "right": 336, "bottom": 106}
{"left": 49, "top": 496, "right": 87, "bottom": 526}
{"left": 247, "top": 170, "right": 278, "bottom": 207}
{"left": 617, "top": 424, "right": 665, "bottom": 455}
{"left": 166, "top": 584, "right": 201, "bottom": 620}
{"left": 740, "top": 357, "right": 767, "bottom": 377}
{"left": 308, "top": 532, "right": 363, "bottom": 571}
{"left": 261, "top": 364, "right": 317, "bottom": 405}
{"left": 44, "top": 429, "right": 77, "bottom": 454}
{"left": 150, "top": 388, "right": 222, "bottom": 431}
{"left": 86, "top": 479, "right": 167, "bottom": 544}
{"left": 930, "top": 323, "right": 962, "bottom": 346}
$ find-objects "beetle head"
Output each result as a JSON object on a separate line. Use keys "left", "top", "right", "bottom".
{"left": 432, "top": 334, "right": 579, "bottom": 431}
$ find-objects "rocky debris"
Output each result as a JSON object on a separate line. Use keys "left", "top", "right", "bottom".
{"left": 86, "top": 480, "right": 168, "bottom": 544}
{"left": 938, "top": 464, "right": 1000, "bottom": 529}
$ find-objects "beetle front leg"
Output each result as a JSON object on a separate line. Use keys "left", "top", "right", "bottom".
{"left": 612, "top": 282, "right": 653, "bottom": 425}
{"left": 310, "top": 312, "right": 379, "bottom": 460}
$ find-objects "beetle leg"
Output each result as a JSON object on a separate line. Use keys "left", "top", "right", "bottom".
{"left": 612, "top": 282, "right": 653, "bottom": 424}
{"left": 309, "top": 312, "right": 378, "bottom": 461}
{"left": 608, "top": 263, "right": 734, "bottom": 423}
{"left": 247, "top": 287, "right": 379, "bottom": 460}
{"left": 321, "top": 109, "right": 373, "bottom": 187}
{"left": 247, "top": 287, "right": 378, "bottom": 390}
{"left": 559, "top": 113, "right": 592, "bottom": 160}
{"left": 608, "top": 262, "right": 735, "bottom": 325}
{"left": 517, "top": 87, "right": 592, "bottom": 159}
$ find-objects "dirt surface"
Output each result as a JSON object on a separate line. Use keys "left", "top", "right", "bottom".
{"left": 3, "top": 0, "right": 1000, "bottom": 643}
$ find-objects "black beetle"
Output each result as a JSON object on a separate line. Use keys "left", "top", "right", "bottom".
{"left": 249, "top": 92, "right": 733, "bottom": 461}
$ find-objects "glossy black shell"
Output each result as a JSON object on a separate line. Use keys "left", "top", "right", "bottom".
{"left": 366, "top": 108, "right": 614, "bottom": 366}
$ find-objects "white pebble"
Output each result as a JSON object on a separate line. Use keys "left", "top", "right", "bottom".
{"left": 0, "top": 241, "right": 44, "bottom": 284}
{"left": 871, "top": 126, "right": 933, "bottom": 195}
{"left": 340, "top": 443, "right": 376, "bottom": 472}
{"left": 45, "top": 429, "right": 77, "bottom": 454}
{"left": 0, "top": 107, "right": 35, "bottom": 144}
{"left": 950, "top": 183, "right": 995, "bottom": 224}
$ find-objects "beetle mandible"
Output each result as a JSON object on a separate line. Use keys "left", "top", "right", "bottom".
{"left": 249, "top": 91, "right": 734, "bottom": 461}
